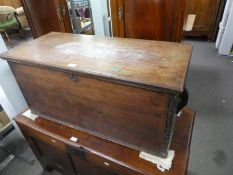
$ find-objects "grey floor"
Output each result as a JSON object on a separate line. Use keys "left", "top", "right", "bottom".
{"left": 0, "top": 36, "right": 233, "bottom": 175}
{"left": 185, "top": 40, "right": 233, "bottom": 175}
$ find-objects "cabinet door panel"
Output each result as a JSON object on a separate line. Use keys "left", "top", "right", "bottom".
{"left": 185, "top": 0, "right": 221, "bottom": 32}
{"left": 22, "top": 0, "right": 72, "bottom": 38}
{"left": 110, "top": 0, "right": 186, "bottom": 42}
{"left": 124, "top": 0, "right": 175, "bottom": 41}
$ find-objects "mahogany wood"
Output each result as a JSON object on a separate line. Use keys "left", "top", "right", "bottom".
{"left": 183, "top": 0, "right": 221, "bottom": 40}
{"left": 110, "top": 0, "right": 186, "bottom": 42}
{"left": 110, "top": 0, "right": 124, "bottom": 38}
{"left": 9, "top": 63, "right": 171, "bottom": 156}
{"left": 21, "top": 0, "right": 72, "bottom": 38}
{"left": 15, "top": 108, "right": 195, "bottom": 175}
{"left": 1, "top": 32, "right": 192, "bottom": 157}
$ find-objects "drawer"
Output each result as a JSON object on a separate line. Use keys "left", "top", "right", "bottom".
{"left": 19, "top": 120, "right": 66, "bottom": 151}
{"left": 66, "top": 144, "right": 139, "bottom": 175}
{"left": 17, "top": 118, "right": 76, "bottom": 174}
{"left": 16, "top": 116, "right": 125, "bottom": 175}
{"left": 71, "top": 155, "right": 120, "bottom": 175}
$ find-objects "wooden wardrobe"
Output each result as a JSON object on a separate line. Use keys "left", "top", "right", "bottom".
{"left": 110, "top": 0, "right": 186, "bottom": 42}
{"left": 183, "top": 0, "right": 222, "bottom": 40}
{"left": 21, "top": 0, "right": 72, "bottom": 38}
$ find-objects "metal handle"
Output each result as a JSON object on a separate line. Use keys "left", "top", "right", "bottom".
{"left": 61, "top": 5, "right": 67, "bottom": 16}
{"left": 118, "top": 7, "right": 123, "bottom": 20}
{"left": 56, "top": 7, "right": 62, "bottom": 22}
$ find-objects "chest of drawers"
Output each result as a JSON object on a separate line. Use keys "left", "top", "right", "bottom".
{"left": 15, "top": 108, "right": 195, "bottom": 175}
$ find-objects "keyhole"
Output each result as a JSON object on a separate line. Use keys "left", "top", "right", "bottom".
{"left": 69, "top": 74, "right": 78, "bottom": 82}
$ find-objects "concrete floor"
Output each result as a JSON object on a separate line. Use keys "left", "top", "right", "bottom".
{"left": 0, "top": 36, "right": 233, "bottom": 175}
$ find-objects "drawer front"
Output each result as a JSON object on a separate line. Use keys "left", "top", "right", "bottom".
{"left": 17, "top": 118, "right": 127, "bottom": 175}
{"left": 19, "top": 123, "right": 66, "bottom": 151}
{"left": 85, "top": 153, "right": 141, "bottom": 175}
{"left": 29, "top": 138, "right": 75, "bottom": 174}
{"left": 18, "top": 123, "right": 76, "bottom": 175}
{"left": 11, "top": 63, "right": 176, "bottom": 156}
{"left": 66, "top": 144, "right": 139, "bottom": 175}
{"left": 72, "top": 156, "right": 120, "bottom": 175}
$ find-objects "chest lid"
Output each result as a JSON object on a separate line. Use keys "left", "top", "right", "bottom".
{"left": 0, "top": 32, "right": 192, "bottom": 93}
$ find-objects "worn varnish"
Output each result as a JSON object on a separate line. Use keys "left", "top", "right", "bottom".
{"left": 1, "top": 32, "right": 192, "bottom": 157}
{"left": 1, "top": 32, "right": 192, "bottom": 91}
{"left": 15, "top": 108, "right": 195, "bottom": 175}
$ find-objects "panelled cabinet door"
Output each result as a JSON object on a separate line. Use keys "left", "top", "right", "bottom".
{"left": 183, "top": 0, "right": 221, "bottom": 39}
{"left": 26, "top": 137, "right": 76, "bottom": 175}
{"left": 110, "top": 0, "right": 186, "bottom": 42}
{"left": 22, "top": 0, "right": 72, "bottom": 38}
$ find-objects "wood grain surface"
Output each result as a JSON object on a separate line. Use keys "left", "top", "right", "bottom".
{"left": 1, "top": 32, "right": 192, "bottom": 92}
{"left": 183, "top": 0, "right": 221, "bottom": 40}
{"left": 110, "top": 0, "right": 186, "bottom": 42}
{"left": 9, "top": 62, "right": 173, "bottom": 156}
{"left": 15, "top": 107, "right": 195, "bottom": 175}
{"left": 1, "top": 32, "right": 192, "bottom": 156}
{"left": 124, "top": 0, "right": 175, "bottom": 41}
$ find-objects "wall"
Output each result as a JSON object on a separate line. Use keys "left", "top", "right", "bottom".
{"left": 90, "top": 0, "right": 110, "bottom": 36}
{"left": 217, "top": 0, "right": 233, "bottom": 55}
{"left": 0, "top": 35, "right": 28, "bottom": 137}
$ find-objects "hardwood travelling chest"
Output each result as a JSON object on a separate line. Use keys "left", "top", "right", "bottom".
{"left": 15, "top": 108, "right": 195, "bottom": 175}
{"left": 1, "top": 32, "right": 192, "bottom": 157}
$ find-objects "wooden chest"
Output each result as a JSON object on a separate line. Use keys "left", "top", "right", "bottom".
{"left": 1, "top": 32, "right": 192, "bottom": 157}
{"left": 15, "top": 108, "right": 195, "bottom": 175}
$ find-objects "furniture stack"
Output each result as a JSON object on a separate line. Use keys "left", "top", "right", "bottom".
{"left": 0, "top": 32, "right": 194, "bottom": 175}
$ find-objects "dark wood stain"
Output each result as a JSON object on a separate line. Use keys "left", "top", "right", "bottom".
{"left": 183, "top": 0, "right": 221, "bottom": 40}
{"left": 15, "top": 107, "right": 195, "bottom": 175}
{"left": 21, "top": 0, "right": 72, "bottom": 38}
{"left": 110, "top": 0, "right": 186, "bottom": 42}
{"left": 10, "top": 62, "right": 171, "bottom": 157}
